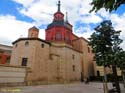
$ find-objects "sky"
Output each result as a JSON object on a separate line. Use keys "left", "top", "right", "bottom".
{"left": 0, "top": 0, "right": 125, "bottom": 50}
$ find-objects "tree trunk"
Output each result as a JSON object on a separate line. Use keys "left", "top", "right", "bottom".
{"left": 103, "top": 66, "right": 108, "bottom": 93}
{"left": 122, "top": 70, "right": 125, "bottom": 88}
{"left": 112, "top": 65, "right": 121, "bottom": 93}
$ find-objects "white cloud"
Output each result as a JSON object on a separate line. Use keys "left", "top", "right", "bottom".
{"left": 110, "top": 14, "right": 125, "bottom": 50}
{"left": 97, "top": 8, "right": 110, "bottom": 19}
{"left": 15, "top": 0, "right": 97, "bottom": 26}
{"left": 80, "top": 14, "right": 102, "bottom": 24}
{"left": 0, "top": 15, "right": 45, "bottom": 45}
{"left": 74, "top": 25, "right": 94, "bottom": 39}
{"left": 12, "top": 0, "right": 34, "bottom": 7}
{"left": 20, "top": 2, "right": 54, "bottom": 25}
{"left": 39, "top": 29, "right": 45, "bottom": 40}
{"left": 75, "top": 30, "right": 94, "bottom": 40}
{"left": 0, "top": 15, "right": 34, "bottom": 45}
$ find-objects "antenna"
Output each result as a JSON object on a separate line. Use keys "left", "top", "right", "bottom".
{"left": 66, "top": 11, "right": 69, "bottom": 23}
{"left": 57, "top": 0, "right": 61, "bottom": 12}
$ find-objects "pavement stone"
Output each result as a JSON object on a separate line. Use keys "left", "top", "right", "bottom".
{"left": 0, "top": 82, "right": 124, "bottom": 93}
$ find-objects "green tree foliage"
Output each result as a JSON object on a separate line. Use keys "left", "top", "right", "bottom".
{"left": 89, "top": 20, "right": 124, "bottom": 67}
{"left": 90, "top": 0, "right": 125, "bottom": 12}
{"left": 117, "top": 50, "right": 125, "bottom": 69}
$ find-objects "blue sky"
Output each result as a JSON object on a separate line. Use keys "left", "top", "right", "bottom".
{"left": 0, "top": 0, "right": 125, "bottom": 49}
{"left": 0, "top": 0, "right": 34, "bottom": 22}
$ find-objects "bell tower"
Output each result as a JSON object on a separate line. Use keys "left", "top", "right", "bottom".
{"left": 45, "top": 0, "right": 73, "bottom": 45}
{"left": 28, "top": 26, "right": 39, "bottom": 38}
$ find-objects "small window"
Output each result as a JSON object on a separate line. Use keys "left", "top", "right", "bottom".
{"left": 31, "top": 33, "right": 33, "bottom": 37}
{"left": 6, "top": 57, "right": 10, "bottom": 64}
{"left": 0, "top": 56, "right": 1, "bottom": 63}
{"left": 56, "top": 33, "right": 61, "bottom": 40}
{"left": 92, "top": 50, "right": 94, "bottom": 53}
{"left": 41, "top": 43, "right": 44, "bottom": 48}
{"left": 72, "top": 54, "right": 75, "bottom": 60}
{"left": 88, "top": 47, "right": 90, "bottom": 53}
{"left": 72, "top": 65, "right": 75, "bottom": 72}
{"left": 0, "top": 50, "right": 4, "bottom": 53}
{"left": 21, "top": 58, "right": 28, "bottom": 66}
{"left": 66, "top": 36, "right": 69, "bottom": 41}
{"left": 25, "top": 41, "right": 29, "bottom": 46}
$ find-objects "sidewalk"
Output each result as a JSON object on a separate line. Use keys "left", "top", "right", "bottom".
{"left": 0, "top": 82, "right": 124, "bottom": 93}
{"left": 89, "top": 82, "right": 125, "bottom": 93}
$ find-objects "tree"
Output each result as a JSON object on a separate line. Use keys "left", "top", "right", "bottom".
{"left": 90, "top": 0, "right": 125, "bottom": 12}
{"left": 117, "top": 50, "right": 125, "bottom": 88}
{"left": 89, "top": 20, "right": 123, "bottom": 93}
{"left": 117, "top": 51, "right": 125, "bottom": 69}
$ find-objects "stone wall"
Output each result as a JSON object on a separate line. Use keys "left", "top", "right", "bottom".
{"left": 49, "top": 44, "right": 82, "bottom": 83}
{"left": 26, "top": 40, "right": 50, "bottom": 82}
{"left": 10, "top": 39, "right": 50, "bottom": 83}
{"left": 72, "top": 38, "right": 96, "bottom": 79}
{"left": 27, "top": 43, "right": 82, "bottom": 84}
{"left": 96, "top": 66, "right": 122, "bottom": 76}
{"left": 0, "top": 64, "right": 26, "bottom": 86}
{"left": 10, "top": 40, "right": 36, "bottom": 67}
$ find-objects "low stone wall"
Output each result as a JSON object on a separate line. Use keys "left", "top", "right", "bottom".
{"left": 0, "top": 64, "right": 27, "bottom": 87}
{"left": 96, "top": 66, "right": 122, "bottom": 76}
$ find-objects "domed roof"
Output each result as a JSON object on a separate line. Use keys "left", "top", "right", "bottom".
{"left": 47, "top": 20, "right": 72, "bottom": 30}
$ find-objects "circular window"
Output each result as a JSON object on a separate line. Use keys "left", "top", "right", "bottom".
{"left": 25, "top": 41, "right": 29, "bottom": 46}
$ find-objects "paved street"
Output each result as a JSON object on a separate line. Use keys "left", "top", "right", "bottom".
{"left": 0, "top": 82, "right": 124, "bottom": 93}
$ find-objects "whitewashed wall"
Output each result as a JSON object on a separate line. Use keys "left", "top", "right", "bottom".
{"left": 0, "top": 65, "right": 26, "bottom": 83}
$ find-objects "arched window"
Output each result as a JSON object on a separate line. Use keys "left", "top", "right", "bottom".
{"left": 66, "top": 36, "right": 69, "bottom": 41}
{"left": 25, "top": 41, "right": 29, "bottom": 46}
{"left": 56, "top": 33, "right": 61, "bottom": 40}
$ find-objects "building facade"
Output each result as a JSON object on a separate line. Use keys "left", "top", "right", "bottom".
{"left": 10, "top": 1, "right": 96, "bottom": 84}
{"left": 0, "top": 44, "right": 12, "bottom": 64}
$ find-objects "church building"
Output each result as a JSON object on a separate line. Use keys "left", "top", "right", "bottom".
{"left": 10, "top": 1, "right": 96, "bottom": 84}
